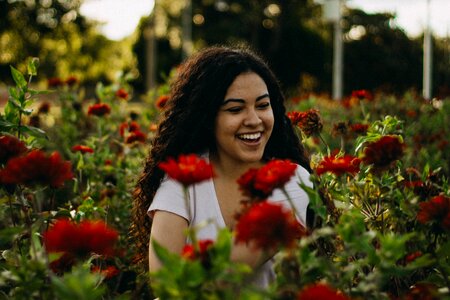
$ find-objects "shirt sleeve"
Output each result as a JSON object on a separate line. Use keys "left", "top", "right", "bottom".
{"left": 147, "top": 175, "right": 189, "bottom": 221}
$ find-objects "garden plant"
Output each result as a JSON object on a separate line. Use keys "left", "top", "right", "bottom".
{"left": 0, "top": 59, "right": 448, "bottom": 299}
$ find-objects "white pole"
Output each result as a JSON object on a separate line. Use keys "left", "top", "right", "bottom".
{"left": 332, "top": 0, "right": 343, "bottom": 100}
{"left": 423, "top": 0, "right": 432, "bottom": 100}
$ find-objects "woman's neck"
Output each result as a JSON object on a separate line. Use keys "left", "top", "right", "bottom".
{"left": 209, "top": 152, "right": 264, "bottom": 181}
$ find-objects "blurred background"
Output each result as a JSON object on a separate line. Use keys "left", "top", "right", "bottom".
{"left": 1, "top": 0, "right": 449, "bottom": 99}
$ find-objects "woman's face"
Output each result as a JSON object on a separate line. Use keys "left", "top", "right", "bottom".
{"left": 213, "top": 72, "right": 274, "bottom": 166}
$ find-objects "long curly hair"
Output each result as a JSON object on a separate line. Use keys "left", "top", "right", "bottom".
{"left": 131, "top": 45, "right": 311, "bottom": 267}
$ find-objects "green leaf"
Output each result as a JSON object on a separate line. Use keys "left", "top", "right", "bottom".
{"left": 152, "top": 240, "right": 181, "bottom": 266}
{"left": 10, "top": 66, "right": 27, "bottom": 90}
{"left": 18, "top": 125, "right": 48, "bottom": 139}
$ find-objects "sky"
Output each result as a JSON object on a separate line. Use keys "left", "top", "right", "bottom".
{"left": 80, "top": 0, "right": 450, "bottom": 41}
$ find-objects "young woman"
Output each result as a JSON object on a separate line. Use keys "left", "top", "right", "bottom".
{"left": 131, "top": 46, "right": 312, "bottom": 288}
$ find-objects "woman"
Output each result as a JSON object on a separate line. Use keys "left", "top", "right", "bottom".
{"left": 131, "top": 46, "right": 312, "bottom": 288}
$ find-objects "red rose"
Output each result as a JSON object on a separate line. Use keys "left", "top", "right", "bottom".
{"left": 235, "top": 201, "right": 305, "bottom": 250}
{"left": 71, "top": 145, "right": 94, "bottom": 154}
{"left": 116, "top": 88, "right": 129, "bottom": 100}
{"left": 417, "top": 195, "right": 450, "bottom": 230}
{"left": 159, "top": 154, "right": 214, "bottom": 186}
{"left": 0, "top": 150, "right": 73, "bottom": 188}
{"left": 297, "top": 283, "right": 350, "bottom": 300}
{"left": 125, "top": 130, "right": 147, "bottom": 144}
{"left": 362, "top": 135, "right": 405, "bottom": 169}
{"left": 316, "top": 153, "right": 361, "bottom": 176}
{"left": 0, "top": 134, "right": 27, "bottom": 165}
{"left": 237, "top": 159, "right": 297, "bottom": 199}
{"left": 44, "top": 219, "right": 119, "bottom": 258}
{"left": 156, "top": 95, "right": 169, "bottom": 109}
{"left": 87, "top": 103, "right": 111, "bottom": 117}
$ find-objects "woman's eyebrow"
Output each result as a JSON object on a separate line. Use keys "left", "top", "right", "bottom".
{"left": 222, "top": 93, "right": 270, "bottom": 106}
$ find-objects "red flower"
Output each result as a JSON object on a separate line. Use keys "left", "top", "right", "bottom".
{"left": 405, "top": 251, "right": 422, "bottom": 263}
{"left": 38, "top": 101, "right": 51, "bottom": 114}
{"left": 87, "top": 103, "right": 111, "bottom": 117}
{"left": 237, "top": 159, "right": 297, "bottom": 199}
{"left": 362, "top": 135, "right": 405, "bottom": 169}
{"left": 119, "top": 121, "right": 141, "bottom": 137}
{"left": 316, "top": 153, "right": 361, "bottom": 176}
{"left": 287, "top": 111, "right": 303, "bottom": 125}
{"left": 47, "top": 77, "right": 64, "bottom": 88}
{"left": 156, "top": 95, "right": 169, "bottom": 109}
{"left": 159, "top": 154, "right": 214, "bottom": 186}
{"left": 0, "top": 150, "right": 73, "bottom": 188}
{"left": 65, "top": 76, "right": 78, "bottom": 87}
{"left": 125, "top": 130, "right": 147, "bottom": 144}
{"left": 44, "top": 219, "right": 119, "bottom": 258}
{"left": 351, "top": 89, "right": 373, "bottom": 101}
{"left": 0, "top": 134, "right": 27, "bottom": 165}
{"left": 417, "top": 195, "right": 450, "bottom": 230}
{"left": 348, "top": 123, "right": 369, "bottom": 135}
{"left": 182, "top": 239, "right": 214, "bottom": 267}
{"left": 235, "top": 201, "right": 305, "bottom": 250}
{"left": 295, "top": 109, "right": 323, "bottom": 137}
{"left": 116, "top": 88, "right": 129, "bottom": 100}
{"left": 297, "top": 283, "right": 350, "bottom": 300}
{"left": 91, "top": 265, "right": 120, "bottom": 279}
{"left": 71, "top": 145, "right": 94, "bottom": 154}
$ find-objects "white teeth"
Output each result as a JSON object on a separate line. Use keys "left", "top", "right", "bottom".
{"left": 238, "top": 133, "right": 261, "bottom": 140}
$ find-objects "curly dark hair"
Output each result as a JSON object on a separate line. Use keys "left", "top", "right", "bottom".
{"left": 131, "top": 45, "right": 311, "bottom": 268}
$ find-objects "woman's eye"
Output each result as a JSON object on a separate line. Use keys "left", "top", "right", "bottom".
{"left": 226, "top": 107, "right": 243, "bottom": 113}
{"left": 258, "top": 102, "right": 271, "bottom": 109}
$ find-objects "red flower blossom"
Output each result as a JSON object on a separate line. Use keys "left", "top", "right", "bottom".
{"left": 0, "top": 135, "right": 27, "bottom": 165}
{"left": 351, "top": 89, "right": 373, "bottom": 101}
{"left": 91, "top": 265, "right": 120, "bottom": 279}
{"left": 182, "top": 239, "right": 214, "bottom": 264}
{"left": 316, "top": 153, "right": 361, "bottom": 176}
{"left": 237, "top": 159, "right": 297, "bottom": 199}
{"left": 417, "top": 195, "right": 450, "bottom": 230}
{"left": 87, "top": 103, "right": 111, "bottom": 117}
{"left": 38, "top": 101, "right": 51, "bottom": 114}
{"left": 47, "top": 77, "right": 64, "bottom": 88}
{"left": 65, "top": 76, "right": 78, "bottom": 87}
{"left": 159, "top": 154, "right": 214, "bottom": 186}
{"left": 362, "top": 135, "right": 405, "bottom": 169}
{"left": 287, "top": 111, "right": 303, "bottom": 125}
{"left": 49, "top": 253, "right": 76, "bottom": 274}
{"left": 348, "top": 123, "right": 369, "bottom": 135}
{"left": 119, "top": 121, "right": 141, "bottom": 137}
{"left": 71, "top": 145, "right": 94, "bottom": 154}
{"left": 235, "top": 201, "right": 305, "bottom": 250}
{"left": 156, "top": 95, "right": 169, "bottom": 109}
{"left": 43, "top": 219, "right": 119, "bottom": 258}
{"left": 297, "top": 283, "right": 350, "bottom": 300}
{"left": 405, "top": 251, "right": 422, "bottom": 263}
{"left": 295, "top": 109, "right": 323, "bottom": 137}
{"left": 125, "top": 130, "right": 147, "bottom": 144}
{"left": 116, "top": 88, "right": 129, "bottom": 100}
{"left": 0, "top": 150, "right": 73, "bottom": 188}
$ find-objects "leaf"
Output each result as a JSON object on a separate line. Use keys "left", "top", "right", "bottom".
{"left": 27, "top": 57, "right": 39, "bottom": 76}
{"left": 152, "top": 240, "right": 180, "bottom": 266}
{"left": 18, "top": 125, "right": 48, "bottom": 139}
{"left": 10, "top": 66, "right": 27, "bottom": 90}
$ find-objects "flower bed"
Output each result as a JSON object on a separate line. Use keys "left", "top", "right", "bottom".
{"left": 0, "top": 61, "right": 448, "bottom": 299}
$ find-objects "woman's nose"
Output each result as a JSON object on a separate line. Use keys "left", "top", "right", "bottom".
{"left": 243, "top": 108, "right": 262, "bottom": 126}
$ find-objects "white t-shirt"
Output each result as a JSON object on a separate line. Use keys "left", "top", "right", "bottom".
{"left": 148, "top": 154, "right": 313, "bottom": 289}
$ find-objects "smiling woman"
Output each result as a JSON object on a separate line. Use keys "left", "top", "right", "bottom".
{"left": 80, "top": 0, "right": 155, "bottom": 40}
